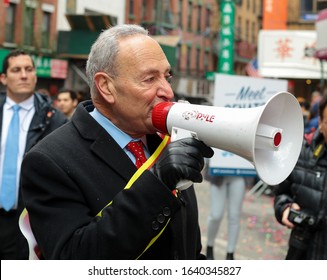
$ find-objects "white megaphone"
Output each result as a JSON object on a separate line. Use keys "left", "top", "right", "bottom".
{"left": 152, "top": 91, "right": 304, "bottom": 187}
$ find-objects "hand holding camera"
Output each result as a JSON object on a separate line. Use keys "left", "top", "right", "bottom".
{"left": 288, "top": 208, "right": 316, "bottom": 228}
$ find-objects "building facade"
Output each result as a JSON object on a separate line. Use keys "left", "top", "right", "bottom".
{"left": 55, "top": 0, "right": 125, "bottom": 99}
{"left": 0, "top": 0, "right": 69, "bottom": 95}
{"left": 1, "top": 0, "right": 326, "bottom": 101}
{"left": 234, "top": 0, "right": 327, "bottom": 99}
{"left": 125, "top": 0, "right": 219, "bottom": 104}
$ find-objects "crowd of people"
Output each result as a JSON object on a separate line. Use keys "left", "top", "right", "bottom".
{"left": 0, "top": 24, "right": 326, "bottom": 260}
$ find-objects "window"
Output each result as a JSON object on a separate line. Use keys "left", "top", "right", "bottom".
{"left": 251, "top": 22, "right": 255, "bottom": 44}
{"left": 187, "top": 45, "right": 192, "bottom": 74}
{"left": 5, "top": 4, "right": 15, "bottom": 43}
{"left": 205, "top": 7, "right": 211, "bottom": 29}
{"left": 197, "top": 5, "right": 202, "bottom": 33}
{"left": 153, "top": 0, "right": 157, "bottom": 20}
{"left": 177, "top": 44, "right": 181, "bottom": 72}
{"left": 245, "top": 20, "right": 249, "bottom": 42}
{"left": 301, "top": 0, "right": 327, "bottom": 20}
{"left": 24, "top": 6, "right": 35, "bottom": 46}
{"left": 162, "top": 0, "right": 173, "bottom": 24}
{"left": 178, "top": 0, "right": 183, "bottom": 28}
{"left": 129, "top": 0, "right": 134, "bottom": 16}
{"left": 142, "top": 0, "right": 147, "bottom": 20}
{"left": 301, "top": 0, "right": 313, "bottom": 12}
{"left": 196, "top": 47, "right": 200, "bottom": 74}
{"left": 204, "top": 50, "right": 209, "bottom": 73}
{"left": 42, "top": 12, "right": 50, "bottom": 48}
{"left": 237, "top": 16, "right": 242, "bottom": 40}
{"left": 187, "top": 1, "right": 192, "bottom": 31}
{"left": 317, "top": 0, "right": 327, "bottom": 10}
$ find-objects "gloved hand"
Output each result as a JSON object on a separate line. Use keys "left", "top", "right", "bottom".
{"left": 153, "top": 138, "right": 214, "bottom": 190}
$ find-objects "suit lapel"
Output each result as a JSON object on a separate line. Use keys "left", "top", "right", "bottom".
{"left": 91, "top": 130, "right": 137, "bottom": 180}
{"left": 72, "top": 102, "right": 137, "bottom": 182}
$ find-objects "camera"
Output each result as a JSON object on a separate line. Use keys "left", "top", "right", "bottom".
{"left": 288, "top": 208, "right": 316, "bottom": 228}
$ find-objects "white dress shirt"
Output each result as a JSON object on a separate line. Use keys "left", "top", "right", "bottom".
{"left": 0, "top": 95, "right": 35, "bottom": 209}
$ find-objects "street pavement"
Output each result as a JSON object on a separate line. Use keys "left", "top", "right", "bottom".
{"left": 195, "top": 180, "right": 290, "bottom": 260}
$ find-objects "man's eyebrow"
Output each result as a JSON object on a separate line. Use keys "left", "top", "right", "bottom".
{"left": 142, "top": 67, "right": 171, "bottom": 75}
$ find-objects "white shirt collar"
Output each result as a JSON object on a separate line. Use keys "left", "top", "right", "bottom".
{"left": 5, "top": 95, "right": 34, "bottom": 111}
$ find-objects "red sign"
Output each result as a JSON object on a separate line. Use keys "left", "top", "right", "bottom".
{"left": 51, "top": 59, "right": 68, "bottom": 79}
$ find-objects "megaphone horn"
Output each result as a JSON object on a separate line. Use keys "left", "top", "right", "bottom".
{"left": 152, "top": 91, "right": 304, "bottom": 186}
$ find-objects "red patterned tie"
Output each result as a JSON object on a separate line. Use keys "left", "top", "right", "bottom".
{"left": 126, "top": 140, "right": 147, "bottom": 169}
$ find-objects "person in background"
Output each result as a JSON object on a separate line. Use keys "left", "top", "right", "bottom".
{"left": 56, "top": 88, "right": 79, "bottom": 119}
{"left": 304, "top": 90, "right": 322, "bottom": 134}
{"left": 297, "top": 97, "right": 310, "bottom": 129}
{"left": 304, "top": 101, "right": 319, "bottom": 134}
{"left": 274, "top": 94, "right": 327, "bottom": 260}
{"left": 205, "top": 174, "right": 246, "bottom": 260}
{"left": 20, "top": 24, "right": 214, "bottom": 260}
{"left": 310, "top": 90, "right": 322, "bottom": 108}
{"left": 0, "top": 50, "right": 67, "bottom": 259}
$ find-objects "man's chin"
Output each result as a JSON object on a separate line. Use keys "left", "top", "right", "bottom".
{"left": 17, "top": 90, "right": 34, "bottom": 95}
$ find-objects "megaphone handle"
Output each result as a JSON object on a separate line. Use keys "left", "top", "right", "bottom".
{"left": 171, "top": 127, "right": 198, "bottom": 191}
{"left": 176, "top": 179, "right": 194, "bottom": 191}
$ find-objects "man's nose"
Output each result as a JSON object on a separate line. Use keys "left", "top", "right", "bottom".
{"left": 20, "top": 69, "right": 28, "bottom": 78}
{"left": 157, "top": 78, "right": 174, "bottom": 100}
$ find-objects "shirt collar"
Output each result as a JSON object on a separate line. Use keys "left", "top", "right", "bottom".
{"left": 89, "top": 108, "right": 147, "bottom": 150}
{"left": 5, "top": 95, "right": 34, "bottom": 111}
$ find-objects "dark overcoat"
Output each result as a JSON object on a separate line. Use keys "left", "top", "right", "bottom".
{"left": 21, "top": 101, "right": 205, "bottom": 260}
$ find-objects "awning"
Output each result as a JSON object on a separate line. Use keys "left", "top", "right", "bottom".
{"left": 65, "top": 14, "right": 117, "bottom": 31}
{"left": 57, "top": 31, "right": 180, "bottom": 66}
{"left": 57, "top": 30, "right": 100, "bottom": 59}
{"left": 57, "top": 13, "right": 118, "bottom": 59}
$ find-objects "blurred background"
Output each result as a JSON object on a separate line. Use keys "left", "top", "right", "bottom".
{"left": 0, "top": 0, "right": 326, "bottom": 103}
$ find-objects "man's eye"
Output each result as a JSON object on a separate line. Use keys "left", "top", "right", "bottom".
{"left": 144, "top": 77, "right": 155, "bottom": 83}
{"left": 166, "top": 75, "right": 173, "bottom": 84}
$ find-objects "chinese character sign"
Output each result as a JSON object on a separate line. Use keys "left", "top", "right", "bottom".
{"left": 218, "top": 0, "right": 235, "bottom": 74}
{"left": 258, "top": 30, "right": 326, "bottom": 78}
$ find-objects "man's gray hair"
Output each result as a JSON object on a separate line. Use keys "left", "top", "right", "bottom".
{"left": 86, "top": 24, "right": 149, "bottom": 97}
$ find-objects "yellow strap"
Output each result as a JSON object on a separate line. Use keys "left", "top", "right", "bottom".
{"left": 135, "top": 218, "right": 171, "bottom": 260}
{"left": 313, "top": 143, "right": 324, "bottom": 158}
{"left": 96, "top": 134, "right": 172, "bottom": 259}
{"left": 97, "top": 134, "right": 170, "bottom": 217}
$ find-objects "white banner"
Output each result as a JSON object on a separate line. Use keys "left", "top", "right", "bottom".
{"left": 209, "top": 74, "right": 287, "bottom": 177}
{"left": 258, "top": 30, "right": 327, "bottom": 79}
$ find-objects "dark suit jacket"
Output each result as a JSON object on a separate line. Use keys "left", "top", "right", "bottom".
{"left": 21, "top": 101, "right": 205, "bottom": 260}
{"left": 0, "top": 92, "right": 67, "bottom": 259}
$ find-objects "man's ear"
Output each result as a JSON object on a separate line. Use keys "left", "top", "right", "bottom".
{"left": 73, "top": 99, "right": 78, "bottom": 107}
{"left": 94, "top": 72, "right": 115, "bottom": 103}
{"left": 0, "top": 73, "right": 7, "bottom": 86}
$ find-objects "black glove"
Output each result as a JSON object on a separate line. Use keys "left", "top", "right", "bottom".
{"left": 153, "top": 138, "right": 214, "bottom": 189}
